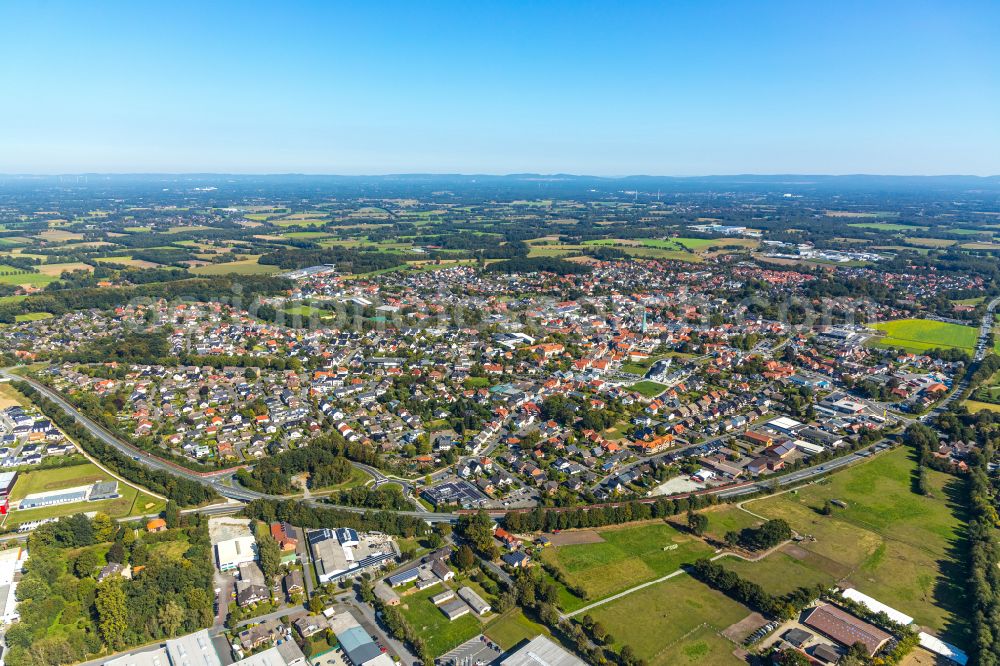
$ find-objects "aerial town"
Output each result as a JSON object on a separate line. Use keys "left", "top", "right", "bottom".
{"left": 0, "top": 175, "right": 996, "bottom": 666}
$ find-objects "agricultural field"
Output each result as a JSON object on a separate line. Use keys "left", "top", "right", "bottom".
{"left": 539, "top": 521, "right": 715, "bottom": 608}
{"left": 870, "top": 318, "right": 978, "bottom": 353}
{"left": 0, "top": 269, "right": 57, "bottom": 287}
{"left": 37, "top": 262, "right": 94, "bottom": 276}
{"left": 94, "top": 255, "right": 162, "bottom": 268}
{"left": 588, "top": 574, "right": 748, "bottom": 666}
{"left": 744, "top": 447, "right": 966, "bottom": 641}
{"left": 189, "top": 258, "right": 280, "bottom": 275}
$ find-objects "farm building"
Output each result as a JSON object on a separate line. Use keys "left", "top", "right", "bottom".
{"left": 802, "top": 604, "right": 890, "bottom": 657}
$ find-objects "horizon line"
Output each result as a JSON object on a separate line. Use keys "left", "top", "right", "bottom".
{"left": 2, "top": 172, "right": 1000, "bottom": 179}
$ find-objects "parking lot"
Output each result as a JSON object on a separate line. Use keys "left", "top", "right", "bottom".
{"left": 438, "top": 634, "right": 503, "bottom": 666}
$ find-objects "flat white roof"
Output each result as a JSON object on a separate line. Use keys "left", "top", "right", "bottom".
{"left": 104, "top": 647, "right": 171, "bottom": 666}
{"left": 769, "top": 416, "right": 804, "bottom": 431}
{"left": 166, "top": 630, "right": 223, "bottom": 666}
{"left": 918, "top": 632, "right": 968, "bottom": 665}
{"left": 500, "top": 635, "right": 587, "bottom": 666}
{"left": 842, "top": 588, "right": 914, "bottom": 626}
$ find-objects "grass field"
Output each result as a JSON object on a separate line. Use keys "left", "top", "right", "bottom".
{"left": 9, "top": 462, "right": 112, "bottom": 500}
{"left": 283, "top": 304, "right": 325, "bottom": 317}
{"left": 630, "top": 381, "right": 668, "bottom": 398}
{"left": 14, "top": 312, "right": 53, "bottom": 322}
{"left": 484, "top": 611, "right": 550, "bottom": 650}
{"left": 0, "top": 270, "right": 57, "bottom": 287}
{"left": 745, "top": 447, "right": 966, "bottom": 640}
{"left": 8, "top": 462, "right": 165, "bottom": 525}
{"left": 189, "top": 259, "right": 280, "bottom": 275}
{"left": 398, "top": 584, "right": 484, "bottom": 656}
{"left": 540, "top": 521, "right": 714, "bottom": 607}
{"left": 964, "top": 400, "right": 1000, "bottom": 414}
{"left": 695, "top": 504, "right": 764, "bottom": 543}
{"left": 721, "top": 550, "right": 837, "bottom": 597}
{"left": 589, "top": 574, "right": 747, "bottom": 666}
{"left": 870, "top": 319, "right": 978, "bottom": 353}
{"left": 0, "top": 383, "right": 29, "bottom": 408}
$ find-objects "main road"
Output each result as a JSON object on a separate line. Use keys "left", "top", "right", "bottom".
{"left": 0, "top": 369, "right": 458, "bottom": 523}
{"left": 6, "top": 294, "right": 997, "bottom": 525}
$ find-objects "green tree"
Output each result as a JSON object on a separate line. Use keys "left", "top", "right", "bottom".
{"left": 158, "top": 600, "right": 185, "bottom": 637}
{"left": 454, "top": 544, "right": 476, "bottom": 571}
{"left": 687, "top": 510, "right": 708, "bottom": 536}
{"left": 92, "top": 513, "right": 115, "bottom": 542}
{"left": 164, "top": 500, "right": 181, "bottom": 528}
{"left": 74, "top": 550, "right": 100, "bottom": 578}
{"left": 256, "top": 528, "right": 282, "bottom": 582}
{"left": 96, "top": 578, "right": 129, "bottom": 650}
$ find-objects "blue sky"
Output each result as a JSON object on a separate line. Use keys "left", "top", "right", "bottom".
{"left": 1, "top": 1, "right": 998, "bottom": 174}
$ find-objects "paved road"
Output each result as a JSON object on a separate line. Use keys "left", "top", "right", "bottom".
{"left": 1, "top": 370, "right": 460, "bottom": 523}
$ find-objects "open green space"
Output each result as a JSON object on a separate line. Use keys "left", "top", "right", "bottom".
{"left": 653, "top": 624, "right": 744, "bottom": 666}
{"left": 397, "top": 584, "right": 485, "bottom": 656}
{"left": 965, "top": 399, "right": 1000, "bottom": 414}
{"left": 630, "top": 381, "right": 668, "bottom": 398}
{"left": 870, "top": 318, "right": 978, "bottom": 353}
{"left": 14, "top": 312, "right": 53, "bottom": 322}
{"left": 721, "top": 550, "right": 837, "bottom": 597}
{"left": 696, "top": 504, "right": 763, "bottom": 543}
{"left": 588, "top": 574, "right": 746, "bottom": 666}
{"left": 745, "top": 447, "right": 966, "bottom": 639}
{"left": 485, "top": 611, "right": 551, "bottom": 650}
{"left": 539, "top": 521, "right": 715, "bottom": 606}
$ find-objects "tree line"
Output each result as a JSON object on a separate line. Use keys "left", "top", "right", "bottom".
{"left": 242, "top": 498, "right": 429, "bottom": 538}
{"left": 502, "top": 493, "right": 722, "bottom": 533}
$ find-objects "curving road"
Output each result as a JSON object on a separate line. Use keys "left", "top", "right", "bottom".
{"left": 9, "top": 295, "right": 998, "bottom": 526}
{"left": 0, "top": 370, "right": 458, "bottom": 522}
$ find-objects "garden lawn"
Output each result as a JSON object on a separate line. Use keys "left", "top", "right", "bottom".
{"left": 630, "top": 381, "right": 667, "bottom": 398}
{"left": 870, "top": 319, "right": 977, "bottom": 353}
{"left": 589, "top": 574, "right": 747, "bottom": 666}
{"left": 540, "top": 521, "right": 714, "bottom": 604}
